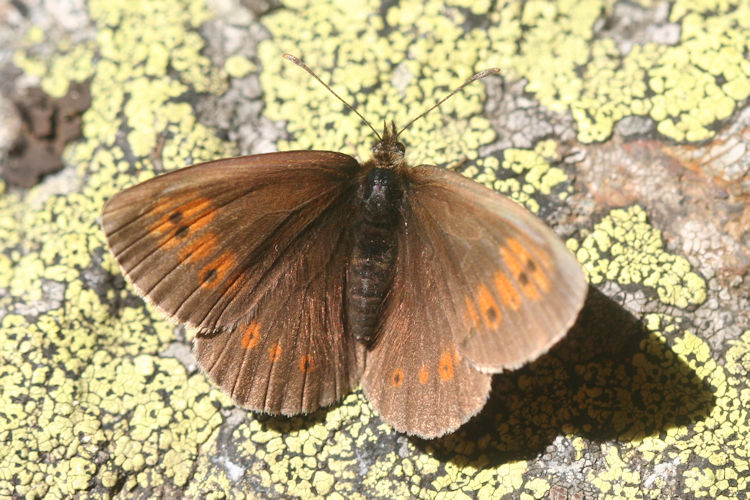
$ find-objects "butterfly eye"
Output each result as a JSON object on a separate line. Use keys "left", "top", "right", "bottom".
{"left": 395, "top": 142, "right": 406, "bottom": 154}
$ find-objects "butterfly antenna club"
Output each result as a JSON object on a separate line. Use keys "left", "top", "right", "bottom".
{"left": 396, "top": 68, "right": 501, "bottom": 138}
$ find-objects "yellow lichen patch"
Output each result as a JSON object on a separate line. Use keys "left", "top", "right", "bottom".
{"left": 569, "top": 205, "right": 707, "bottom": 308}
{"left": 0, "top": 311, "right": 233, "bottom": 497}
{"left": 2, "top": 0, "right": 238, "bottom": 496}
{"left": 13, "top": 37, "right": 97, "bottom": 98}
{"left": 465, "top": 142, "right": 572, "bottom": 214}
{"left": 523, "top": 477, "right": 551, "bottom": 499}
{"left": 230, "top": 391, "right": 371, "bottom": 498}
{"left": 582, "top": 315, "right": 749, "bottom": 498}
{"left": 187, "top": 447, "right": 251, "bottom": 500}
{"left": 225, "top": 54, "right": 257, "bottom": 79}
{"left": 71, "top": 0, "right": 233, "bottom": 189}
{"left": 502, "top": 146, "right": 571, "bottom": 197}
{"left": 430, "top": 459, "right": 529, "bottom": 498}
{"left": 258, "top": 0, "right": 497, "bottom": 168}
{"left": 726, "top": 330, "right": 750, "bottom": 378}
{"left": 82, "top": 353, "right": 229, "bottom": 489}
{"left": 482, "top": 0, "right": 750, "bottom": 143}
{"left": 590, "top": 445, "right": 643, "bottom": 498}
{"left": 224, "top": 384, "right": 542, "bottom": 497}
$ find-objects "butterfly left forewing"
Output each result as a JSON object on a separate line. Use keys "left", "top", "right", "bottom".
{"left": 402, "top": 165, "right": 587, "bottom": 373}
{"left": 361, "top": 164, "right": 585, "bottom": 438}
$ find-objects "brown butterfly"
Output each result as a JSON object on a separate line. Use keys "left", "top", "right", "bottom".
{"left": 101, "top": 55, "right": 587, "bottom": 438}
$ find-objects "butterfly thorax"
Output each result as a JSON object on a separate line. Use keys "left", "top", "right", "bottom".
{"left": 346, "top": 133, "right": 406, "bottom": 347}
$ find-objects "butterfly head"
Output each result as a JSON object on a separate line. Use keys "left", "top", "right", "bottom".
{"left": 370, "top": 121, "right": 407, "bottom": 170}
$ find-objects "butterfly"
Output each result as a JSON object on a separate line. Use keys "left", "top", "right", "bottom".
{"left": 101, "top": 55, "right": 587, "bottom": 439}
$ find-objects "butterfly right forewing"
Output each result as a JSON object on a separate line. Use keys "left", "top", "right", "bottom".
{"left": 103, "top": 151, "right": 366, "bottom": 415}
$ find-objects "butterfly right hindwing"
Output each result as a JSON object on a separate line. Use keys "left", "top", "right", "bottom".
{"left": 360, "top": 204, "right": 493, "bottom": 437}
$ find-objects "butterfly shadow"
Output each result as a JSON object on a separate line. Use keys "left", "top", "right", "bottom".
{"left": 416, "top": 285, "right": 717, "bottom": 466}
{"left": 250, "top": 407, "right": 331, "bottom": 434}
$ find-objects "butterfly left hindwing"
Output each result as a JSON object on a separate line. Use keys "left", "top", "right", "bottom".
{"left": 361, "top": 205, "right": 492, "bottom": 438}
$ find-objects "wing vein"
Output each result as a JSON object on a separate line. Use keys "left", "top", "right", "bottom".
{"left": 206, "top": 186, "right": 354, "bottom": 329}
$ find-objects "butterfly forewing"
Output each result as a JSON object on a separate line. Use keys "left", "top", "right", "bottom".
{"left": 102, "top": 151, "right": 366, "bottom": 414}
{"left": 103, "top": 152, "right": 356, "bottom": 329}
{"left": 402, "top": 165, "right": 587, "bottom": 373}
{"left": 362, "top": 164, "right": 585, "bottom": 438}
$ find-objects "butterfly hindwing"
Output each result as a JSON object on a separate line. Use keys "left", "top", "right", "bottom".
{"left": 360, "top": 207, "right": 493, "bottom": 437}
{"left": 102, "top": 151, "right": 365, "bottom": 414}
{"left": 193, "top": 190, "right": 367, "bottom": 414}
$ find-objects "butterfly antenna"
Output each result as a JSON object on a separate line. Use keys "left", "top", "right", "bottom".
{"left": 283, "top": 53, "right": 382, "bottom": 141}
{"left": 396, "top": 68, "right": 501, "bottom": 138}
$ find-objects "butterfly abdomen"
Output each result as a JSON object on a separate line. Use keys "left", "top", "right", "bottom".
{"left": 346, "top": 167, "right": 403, "bottom": 347}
